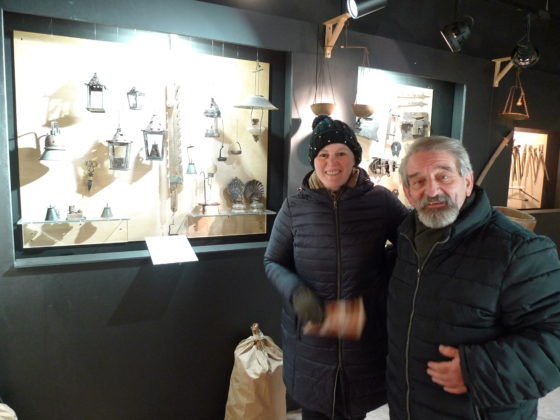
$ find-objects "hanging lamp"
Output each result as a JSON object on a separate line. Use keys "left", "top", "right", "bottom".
{"left": 235, "top": 58, "right": 277, "bottom": 142}
{"left": 501, "top": 68, "right": 529, "bottom": 120}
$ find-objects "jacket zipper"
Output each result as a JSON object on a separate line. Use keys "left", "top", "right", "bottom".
{"left": 402, "top": 231, "right": 450, "bottom": 420}
{"left": 332, "top": 197, "right": 342, "bottom": 419}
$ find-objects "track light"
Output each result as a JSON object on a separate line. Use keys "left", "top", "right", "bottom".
{"left": 511, "top": 13, "right": 539, "bottom": 68}
{"left": 346, "top": 0, "right": 388, "bottom": 19}
{"left": 440, "top": 16, "right": 474, "bottom": 53}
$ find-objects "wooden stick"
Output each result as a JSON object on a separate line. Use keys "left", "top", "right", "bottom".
{"left": 476, "top": 131, "right": 514, "bottom": 186}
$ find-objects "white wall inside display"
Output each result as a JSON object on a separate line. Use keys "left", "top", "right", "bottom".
{"left": 14, "top": 31, "right": 271, "bottom": 247}
{"left": 354, "top": 67, "right": 433, "bottom": 205}
{"left": 506, "top": 129, "right": 548, "bottom": 209}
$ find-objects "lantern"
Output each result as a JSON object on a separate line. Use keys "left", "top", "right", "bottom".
{"left": 127, "top": 86, "right": 145, "bottom": 110}
{"left": 107, "top": 127, "right": 132, "bottom": 170}
{"left": 142, "top": 114, "right": 167, "bottom": 161}
{"left": 85, "top": 72, "right": 106, "bottom": 113}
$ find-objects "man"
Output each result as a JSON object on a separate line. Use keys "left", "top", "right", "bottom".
{"left": 386, "top": 136, "right": 560, "bottom": 419}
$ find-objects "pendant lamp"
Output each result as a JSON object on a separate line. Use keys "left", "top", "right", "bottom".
{"left": 501, "top": 68, "right": 529, "bottom": 120}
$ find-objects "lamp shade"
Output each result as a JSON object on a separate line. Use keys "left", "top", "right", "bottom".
{"left": 235, "top": 94, "right": 278, "bottom": 110}
{"left": 511, "top": 42, "right": 539, "bottom": 68}
{"left": 347, "top": 0, "right": 388, "bottom": 19}
{"left": 440, "top": 16, "right": 474, "bottom": 53}
{"left": 40, "top": 121, "right": 66, "bottom": 161}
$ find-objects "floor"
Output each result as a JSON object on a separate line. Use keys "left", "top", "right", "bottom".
{"left": 287, "top": 386, "right": 560, "bottom": 419}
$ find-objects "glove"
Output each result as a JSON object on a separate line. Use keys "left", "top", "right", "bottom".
{"left": 292, "top": 286, "right": 324, "bottom": 324}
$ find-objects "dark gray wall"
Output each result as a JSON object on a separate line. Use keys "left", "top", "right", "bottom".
{"left": 1, "top": 1, "right": 559, "bottom": 419}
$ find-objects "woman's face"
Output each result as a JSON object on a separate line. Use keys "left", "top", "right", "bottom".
{"left": 313, "top": 143, "right": 355, "bottom": 192}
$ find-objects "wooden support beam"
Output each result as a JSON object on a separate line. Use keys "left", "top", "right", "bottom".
{"left": 492, "top": 57, "right": 514, "bottom": 87}
{"left": 323, "top": 13, "right": 351, "bottom": 58}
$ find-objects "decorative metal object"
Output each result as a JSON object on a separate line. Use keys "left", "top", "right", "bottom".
{"left": 247, "top": 118, "right": 265, "bottom": 142}
{"left": 40, "top": 121, "right": 66, "bottom": 161}
{"left": 107, "top": 127, "right": 132, "bottom": 170}
{"left": 127, "top": 86, "right": 145, "bottom": 110}
{"left": 185, "top": 145, "right": 197, "bottom": 175}
{"left": 501, "top": 68, "right": 529, "bottom": 120}
{"left": 66, "top": 205, "right": 85, "bottom": 221}
{"left": 198, "top": 165, "right": 219, "bottom": 214}
{"left": 142, "top": 114, "right": 167, "bottom": 161}
{"left": 85, "top": 160, "right": 98, "bottom": 191}
{"left": 45, "top": 205, "right": 60, "bottom": 221}
{"left": 227, "top": 177, "right": 246, "bottom": 212}
{"left": 244, "top": 179, "right": 265, "bottom": 211}
{"left": 234, "top": 61, "right": 278, "bottom": 111}
{"left": 85, "top": 72, "right": 106, "bottom": 113}
{"left": 229, "top": 141, "right": 242, "bottom": 155}
{"left": 218, "top": 143, "right": 227, "bottom": 162}
{"left": 235, "top": 60, "right": 278, "bottom": 142}
{"left": 203, "top": 98, "right": 221, "bottom": 118}
{"left": 204, "top": 98, "right": 221, "bottom": 138}
{"left": 100, "top": 203, "right": 113, "bottom": 218}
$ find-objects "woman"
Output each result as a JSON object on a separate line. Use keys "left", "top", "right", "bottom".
{"left": 264, "top": 115, "right": 409, "bottom": 419}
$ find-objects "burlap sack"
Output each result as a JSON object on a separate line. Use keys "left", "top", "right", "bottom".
{"left": 224, "top": 323, "right": 286, "bottom": 420}
{"left": 0, "top": 403, "right": 17, "bottom": 420}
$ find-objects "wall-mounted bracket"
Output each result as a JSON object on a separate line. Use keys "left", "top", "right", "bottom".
{"left": 492, "top": 57, "right": 514, "bottom": 87}
{"left": 323, "top": 13, "right": 351, "bottom": 58}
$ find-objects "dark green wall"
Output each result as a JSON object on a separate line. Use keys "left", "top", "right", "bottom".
{"left": 0, "top": 1, "right": 559, "bottom": 419}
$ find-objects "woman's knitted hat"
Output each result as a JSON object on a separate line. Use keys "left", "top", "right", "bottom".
{"left": 308, "top": 115, "right": 362, "bottom": 167}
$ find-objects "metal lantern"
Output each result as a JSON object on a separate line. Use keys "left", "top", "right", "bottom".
{"left": 127, "top": 86, "right": 145, "bottom": 110}
{"left": 107, "top": 127, "right": 132, "bottom": 170}
{"left": 85, "top": 72, "right": 106, "bottom": 113}
{"left": 40, "top": 121, "right": 66, "bottom": 161}
{"left": 142, "top": 114, "right": 167, "bottom": 161}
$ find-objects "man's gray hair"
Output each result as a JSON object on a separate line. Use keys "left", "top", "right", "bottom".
{"left": 399, "top": 136, "right": 473, "bottom": 188}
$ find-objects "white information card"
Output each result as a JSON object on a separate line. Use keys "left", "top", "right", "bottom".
{"left": 145, "top": 235, "right": 199, "bottom": 265}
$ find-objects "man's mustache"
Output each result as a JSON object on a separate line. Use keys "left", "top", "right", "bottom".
{"left": 419, "top": 194, "right": 454, "bottom": 208}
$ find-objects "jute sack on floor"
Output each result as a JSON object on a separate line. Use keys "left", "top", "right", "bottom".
{"left": 224, "top": 323, "right": 286, "bottom": 420}
{"left": 0, "top": 403, "right": 17, "bottom": 420}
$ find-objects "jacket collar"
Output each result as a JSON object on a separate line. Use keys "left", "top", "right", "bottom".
{"left": 299, "top": 167, "right": 373, "bottom": 201}
{"left": 400, "top": 185, "right": 493, "bottom": 244}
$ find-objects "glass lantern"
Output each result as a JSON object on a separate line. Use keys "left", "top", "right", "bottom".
{"left": 127, "top": 86, "right": 145, "bottom": 110}
{"left": 107, "top": 127, "right": 132, "bottom": 170}
{"left": 85, "top": 72, "right": 106, "bottom": 113}
{"left": 142, "top": 114, "right": 167, "bottom": 161}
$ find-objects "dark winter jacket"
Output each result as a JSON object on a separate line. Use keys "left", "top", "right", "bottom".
{"left": 264, "top": 168, "right": 408, "bottom": 418}
{"left": 387, "top": 186, "right": 560, "bottom": 420}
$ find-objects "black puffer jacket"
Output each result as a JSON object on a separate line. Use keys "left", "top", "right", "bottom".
{"left": 387, "top": 187, "right": 560, "bottom": 420}
{"left": 264, "top": 168, "right": 408, "bottom": 418}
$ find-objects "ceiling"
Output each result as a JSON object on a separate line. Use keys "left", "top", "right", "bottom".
{"left": 196, "top": 0, "right": 560, "bottom": 75}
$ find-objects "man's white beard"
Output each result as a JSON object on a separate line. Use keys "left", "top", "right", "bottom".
{"left": 417, "top": 194, "right": 460, "bottom": 229}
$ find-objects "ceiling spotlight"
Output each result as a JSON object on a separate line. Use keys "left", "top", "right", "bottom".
{"left": 511, "top": 13, "right": 539, "bottom": 68}
{"left": 440, "top": 16, "right": 474, "bottom": 53}
{"left": 346, "top": 0, "right": 388, "bottom": 19}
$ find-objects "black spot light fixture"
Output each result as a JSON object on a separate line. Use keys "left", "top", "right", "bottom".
{"left": 440, "top": 0, "right": 474, "bottom": 53}
{"left": 511, "top": 13, "right": 539, "bottom": 68}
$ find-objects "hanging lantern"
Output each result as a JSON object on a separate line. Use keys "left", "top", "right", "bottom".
{"left": 127, "top": 86, "right": 145, "bottom": 110}
{"left": 85, "top": 72, "right": 106, "bottom": 113}
{"left": 40, "top": 121, "right": 66, "bottom": 161}
{"left": 235, "top": 60, "right": 278, "bottom": 143}
{"left": 107, "top": 127, "right": 132, "bottom": 170}
{"left": 501, "top": 68, "right": 529, "bottom": 120}
{"left": 142, "top": 114, "right": 167, "bottom": 161}
{"left": 247, "top": 118, "right": 265, "bottom": 142}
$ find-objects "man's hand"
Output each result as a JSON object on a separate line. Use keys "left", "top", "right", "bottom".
{"left": 426, "top": 345, "right": 467, "bottom": 394}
